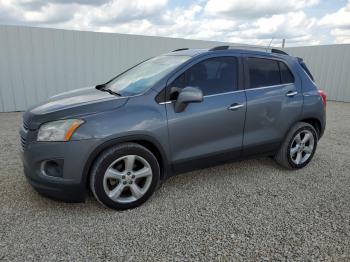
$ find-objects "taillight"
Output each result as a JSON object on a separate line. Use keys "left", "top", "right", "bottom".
{"left": 318, "top": 90, "right": 327, "bottom": 107}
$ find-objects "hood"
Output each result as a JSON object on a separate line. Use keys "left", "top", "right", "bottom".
{"left": 23, "top": 86, "right": 128, "bottom": 129}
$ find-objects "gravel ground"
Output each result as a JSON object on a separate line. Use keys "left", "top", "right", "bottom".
{"left": 0, "top": 101, "right": 350, "bottom": 261}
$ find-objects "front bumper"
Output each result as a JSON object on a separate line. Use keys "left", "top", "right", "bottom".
{"left": 20, "top": 139, "right": 98, "bottom": 202}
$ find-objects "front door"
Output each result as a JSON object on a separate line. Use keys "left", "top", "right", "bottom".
{"left": 165, "top": 56, "right": 246, "bottom": 172}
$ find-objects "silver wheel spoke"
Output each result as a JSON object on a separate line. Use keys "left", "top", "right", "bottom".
{"left": 134, "top": 167, "right": 152, "bottom": 178}
{"left": 295, "top": 151, "right": 303, "bottom": 164}
{"left": 108, "top": 183, "right": 124, "bottom": 201}
{"left": 125, "top": 155, "right": 136, "bottom": 171}
{"left": 290, "top": 145, "right": 299, "bottom": 156}
{"left": 302, "top": 133, "right": 311, "bottom": 144}
{"left": 105, "top": 168, "right": 124, "bottom": 180}
{"left": 130, "top": 183, "right": 143, "bottom": 199}
{"left": 295, "top": 134, "right": 301, "bottom": 144}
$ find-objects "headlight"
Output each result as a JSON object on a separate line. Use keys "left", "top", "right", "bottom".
{"left": 37, "top": 119, "right": 84, "bottom": 142}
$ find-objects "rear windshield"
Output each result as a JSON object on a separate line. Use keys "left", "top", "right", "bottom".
{"left": 298, "top": 58, "right": 314, "bottom": 81}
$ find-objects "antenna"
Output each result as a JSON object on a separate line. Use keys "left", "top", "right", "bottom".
{"left": 266, "top": 37, "right": 274, "bottom": 51}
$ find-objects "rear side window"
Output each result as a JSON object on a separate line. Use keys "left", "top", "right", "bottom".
{"left": 298, "top": 58, "right": 314, "bottom": 81}
{"left": 247, "top": 57, "right": 295, "bottom": 88}
{"left": 247, "top": 58, "right": 280, "bottom": 88}
{"left": 170, "top": 57, "right": 238, "bottom": 96}
{"left": 279, "top": 61, "right": 294, "bottom": 84}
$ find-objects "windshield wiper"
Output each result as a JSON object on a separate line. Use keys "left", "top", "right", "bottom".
{"left": 102, "top": 88, "right": 122, "bottom": 97}
{"left": 95, "top": 84, "right": 122, "bottom": 97}
{"left": 95, "top": 83, "right": 106, "bottom": 90}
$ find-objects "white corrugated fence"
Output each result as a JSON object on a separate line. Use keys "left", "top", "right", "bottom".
{"left": 0, "top": 25, "right": 349, "bottom": 112}
{"left": 0, "top": 25, "right": 226, "bottom": 112}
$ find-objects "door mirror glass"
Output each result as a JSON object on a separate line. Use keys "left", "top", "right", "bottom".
{"left": 174, "top": 86, "right": 203, "bottom": 113}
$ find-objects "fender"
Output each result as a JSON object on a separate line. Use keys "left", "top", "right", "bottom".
{"left": 80, "top": 134, "right": 171, "bottom": 189}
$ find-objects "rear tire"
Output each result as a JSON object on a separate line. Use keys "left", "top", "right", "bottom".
{"left": 90, "top": 143, "right": 160, "bottom": 210}
{"left": 275, "top": 122, "right": 318, "bottom": 169}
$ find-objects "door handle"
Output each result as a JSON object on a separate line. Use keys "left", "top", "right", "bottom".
{"left": 286, "top": 91, "right": 298, "bottom": 97}
{"left": 228, "top": 103, "right": 244, "bottom": 111}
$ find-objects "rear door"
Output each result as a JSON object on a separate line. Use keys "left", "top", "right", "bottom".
{"left": 164, "top": 55, "right": 246, "bottom": 171}
{"left": 242, "top": 56, "right": 303, "bottom": 156}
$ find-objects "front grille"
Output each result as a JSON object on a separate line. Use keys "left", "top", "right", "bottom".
{"left": 20, "top": 135, "right": 27, "bottom": 150}
{"left": 20, "top": 120, "right": 29, "bottom": 151}
{"left": 23, "top": 120, "right": 29, "bottom": 131}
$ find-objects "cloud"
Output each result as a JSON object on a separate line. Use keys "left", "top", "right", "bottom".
{"left": 0, "top": 0, "right": 340, "bottom": 46}
{"left": 0, "top": 0, "right": 168, "bottom": 25}
{"left": 318, "top": 0, "right": 350, "bottom": 43}
{"left": 0, "top": 1, "right": 80, "bottom": 24}
{"left": 236, "top": 12, "right": 317, "bottom": 43}
{"left": 329, "top": 28, "right": 350, "bottom": 44}
{"left": 319, "top": 1, "right": 350, "bottom": 28}
{"left": 204, "top": 0, "right": 319, "bottom": 18}
{"left": 152, "top": 4, "right": 236, "bottom": 39}
{"left": 23, "top": 3, "right": 80, "bottom": 24}
{"left": 14, "top": 0, "right": 109, "bottom": 10}
{"left": 88, "top": 0, "right": 168, "bottom": 24}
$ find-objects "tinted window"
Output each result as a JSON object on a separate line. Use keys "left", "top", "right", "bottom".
{"left": 298, "top": 58, "right": 314, "bottom": 81}
{"left": 247, "top": 58, "right": 280, "bottom": 88}
{"left": 171, "top": 72, "right": 186, "bottom": 90}
{"left": 171, "top": 57, "right": 238, "bottom": 96}
{"left": 279, "top": 61, "right": 294, "bottom": 84}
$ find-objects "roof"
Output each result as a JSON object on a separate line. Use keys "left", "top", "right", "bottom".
{"left": 167, "top": 45, "right": 291, "bottom": 58}
{"left": 166, "top": 48, "right": 208, "bottom": 56}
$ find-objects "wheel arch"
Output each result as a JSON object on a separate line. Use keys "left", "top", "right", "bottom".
{"left": 81, "top": 135, "right": 169, "bottom": 191}
{"left": 299, "top": 117, "right": 322, "bottom": 138}
{"left": 284, "top": 117, "right": 322, "bottom": 141}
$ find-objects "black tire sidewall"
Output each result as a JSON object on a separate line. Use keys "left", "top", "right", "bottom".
{"left": 92, "top": 144, "right": 160, "bottom": 210}
{"left": 286, "top": 125, "right": 318, "bottom": 169}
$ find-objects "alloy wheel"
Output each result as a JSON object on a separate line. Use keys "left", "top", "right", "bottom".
{"left": 290, "top": 130, "right": 315, "bottom": 165}
{"left": 103, "top": 155, "right": 153, "bottom": 203}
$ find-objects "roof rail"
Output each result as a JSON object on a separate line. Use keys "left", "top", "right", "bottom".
{"left": 172, "top": 48, "right": 189, "bottom": 52}
{"left": 209, "top": 45, "right": 230, "bottom": 51}
{"left": 271, "top": 48, "right": 289, "bottom": 55}
{"left": 209, "top": 45, "right": 289, "bottom": 55}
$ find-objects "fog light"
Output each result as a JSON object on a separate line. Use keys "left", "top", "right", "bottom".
{"left": 41, "top": 160, "right": 63, "bottom": 177}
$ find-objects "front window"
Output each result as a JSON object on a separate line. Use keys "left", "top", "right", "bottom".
{"left": 170, "top": 56, "right": 239, "bottom": 96}
{"left": 107, "top": 55, "right": 190, "bottom": 96}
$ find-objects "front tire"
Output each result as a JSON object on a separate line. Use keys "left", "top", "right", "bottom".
{"left": 90, "top": 143, "right": 160, "bottom": 210}
{"left": 275, "top": 122, "right": 318, "bottom": 169}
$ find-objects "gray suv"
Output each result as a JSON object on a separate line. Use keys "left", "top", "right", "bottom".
{"left": 20, "top": 46, "right": 326, "bottom": 210}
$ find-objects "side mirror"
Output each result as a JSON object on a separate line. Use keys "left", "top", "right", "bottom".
{"left": 174, "top": 86, "right": 203, "bottom": 113}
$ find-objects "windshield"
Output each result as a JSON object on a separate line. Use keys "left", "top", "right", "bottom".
{"left": 106, "top": 55, "right": 191, "bottom": 96}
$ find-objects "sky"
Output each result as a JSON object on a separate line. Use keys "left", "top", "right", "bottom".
{"left": 0, "top": 0, "right": 349, "bottom": 47}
